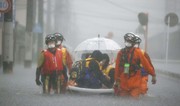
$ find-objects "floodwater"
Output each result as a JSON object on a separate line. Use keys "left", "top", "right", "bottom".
{"left": 0, "top": 65, "right": 180, "bottom": 106}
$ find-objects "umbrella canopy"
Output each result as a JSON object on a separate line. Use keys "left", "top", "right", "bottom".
{"left": 73, "top": 37, "right": 121, "bottom": 61}
{"left": 74, "top": 37, "right": 121, "bottom": 52}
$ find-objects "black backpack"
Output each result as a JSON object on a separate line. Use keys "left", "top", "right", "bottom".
{"left": 70, "top": 60, "right": 84, "bottom": 80}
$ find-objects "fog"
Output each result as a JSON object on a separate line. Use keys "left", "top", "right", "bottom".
{"left": 14, "top": 0, "right": 180, "bottom": 63}
{"left": 45, "top": 0, "right": 180, "bottom": 60}
{"left": 0, "top": 0, "right": 180, "bottom": 106}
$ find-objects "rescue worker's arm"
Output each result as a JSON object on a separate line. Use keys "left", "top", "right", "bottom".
{"left": 114, "top": 51, "right": 121, "bottom": 83}
{"left": 144, "top": 52, "right": 155, "bottom": 70}
{"left": 114, "top": 51, "right": 122, "bottom": 92}
{"left": 37, "top": 52, "right": 44, "bottom": 68}
{"left": 137, "top": 49, "right": 156, "bottom": 84}
{"left": 108, "top": 68, "right": 115, "bottom": 84}
{"left": 66, "top": 50, "right": 73, "bottom": 73}
{"left": 35, "top": 52, "right": 44, "bottom": 86}
{"left": 89, "top": 60, "right": 111, "bottom": 88}
{"left": 144, "top": 52, "right": 156, "bottom": 84}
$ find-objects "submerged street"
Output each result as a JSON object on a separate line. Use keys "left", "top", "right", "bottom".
{"left": 0, "top": 65, "right": 180, "bottom": 106}
{"left": 0, "top": 1, "right": 179, "bottom": 106}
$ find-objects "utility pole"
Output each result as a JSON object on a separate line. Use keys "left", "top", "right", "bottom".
{"left": 2, "top": 0, "right": 14, "bottom": 73}
{"left": 137, "top": 12, "right": 148, "bottom": 52}
{"left": 46, "top": 0, "right": 54, "bottom": 33}
{"left": 164, "top": 13, "right": 179, "bottom": 63}
{"left": 24, "top": 0, "right": 35, "bottom": 68}
{"left": 37, "top": 0, "right": 44, "bottom": 54}
{"left": 0, "top": 13, "right": 4, "bottom": 68}
{"left": 144, "top": 14, "right": 148, "bottom": 52}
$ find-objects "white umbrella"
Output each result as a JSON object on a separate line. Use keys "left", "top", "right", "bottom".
{"left": 74, "top": 37, "right": 121, "bottom": 52}
{"left": 74, "top": 37, "right": 121, "bottom": 61}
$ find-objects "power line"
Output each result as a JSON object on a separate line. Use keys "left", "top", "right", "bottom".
{"left": 102, "top": 0, "right": 163, "bottom": 22}
{"left": 103, "top": 0, "right": 138, "bottom": 14}
{"left": 71, "top": 11, "right": 137, "bottom": 22}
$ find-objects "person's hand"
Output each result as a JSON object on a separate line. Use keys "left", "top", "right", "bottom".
{"left": 151, "top": 75, "right": 156, "bottom": 84}
{"left": 35, "top": 79, "right": 42, "bottom": 86}
{"left": 113, "top": 80, "right": 120, "bottom": 88}
{"left": 35, "top": 68, "right": 41, "bottom": 86}
{"left": 103, "top": 74, "right": 110, "bottom": 80}
{"left": 113, "top": 80, "right": 120, "bottom": 95}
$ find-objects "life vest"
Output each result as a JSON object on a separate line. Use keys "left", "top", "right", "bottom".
{"left": 59, "top": 46, "right": 73, "bottom": 71}
{"left": 102, "top": 65, "right": 114, "bottom": 76}
{"left": 80, "top": 58, "right": 99, "bottom": 78}
{"left": 85, "top": 58, "right": 99, "bottom": 67}
{"left": 115, "top": 47, "right": 155, "bottom": 90}
{"left": 41, "top": 49, "right": 63, "bottom": 75}
{"left": 119, "top": 48, "right": 141, "bottom": 77}
{"left": 70, "top": 58, "right": 100, "bottom": 79}
{"left": 77, "top": 58, "right": 101, "bottom": 88}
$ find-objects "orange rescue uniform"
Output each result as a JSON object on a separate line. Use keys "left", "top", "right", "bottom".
{"left": 115, "top": 47, "right": 155, "bottom": 98}
{"left": 140, "top": 50, "right": 155, "bottom": 94}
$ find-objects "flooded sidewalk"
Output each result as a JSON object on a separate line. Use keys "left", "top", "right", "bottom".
{"left": 152, "top": 60, "right": 180, "bottom": 79}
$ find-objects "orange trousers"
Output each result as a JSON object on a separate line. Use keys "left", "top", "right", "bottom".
{"left": 118, "top": 71, "right": 142, "bottom": 98}
{"left": 140, "top": 75, "right": 148, "bottom": 94}
{"left": 119, "top": 88, "right": 141, "bottom": 98}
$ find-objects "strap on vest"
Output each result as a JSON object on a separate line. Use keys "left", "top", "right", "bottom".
{"left": 120, "top": 48, "right": 141, "bottom": 77}
{"left": 120, "top": 48, "right": 135, "bottom": 66}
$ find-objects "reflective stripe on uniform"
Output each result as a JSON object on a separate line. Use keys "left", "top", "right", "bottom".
{"left": 102, "top": 65, "right": 113, "bottom": 76}
{"left": 61, "top": 47, "right": 67, "bottom": 65}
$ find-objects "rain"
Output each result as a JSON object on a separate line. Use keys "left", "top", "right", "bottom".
{"left": 0, "top": 0, "right": 180, "bottom": 106}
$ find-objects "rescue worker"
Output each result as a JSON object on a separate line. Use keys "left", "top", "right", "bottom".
{"left": 77, "top": 50, "right": 111, "bottom": 88}
{"left": 54, "top": 33, "right": 73, "bottom": 92}
{"left": 114, "top": 32, "right": 156, "bottom": 98}
{"left": 134, "top": 35, "right": 155, "bottom": 95}
{"left": 100, "top": 53, "right": 115, "bottom": 88}
{"left": 35, "top": 34, "right": 64, "bottom": 94}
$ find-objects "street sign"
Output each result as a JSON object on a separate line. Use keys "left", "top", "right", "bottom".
{"left": 138, "top": 12, "right": 148, "bottom": 26}
{"left": 32, "top": 23, "right": 42, "bottom": 33}
{"left": 0, "top": 0, "right": 11, "bottom": 13}
{"left": 165, "top": 13, "right": 179, "bottom": 27}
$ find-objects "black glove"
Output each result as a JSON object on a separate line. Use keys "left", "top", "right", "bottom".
{"left": 152, "top": 75, "right": 156, "bottom": 84}
{"left": 35, "top": 68, "right": 41, "bottom": 86}
{"left": 35, "top": 79, "right": 42, "bottom": 86}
